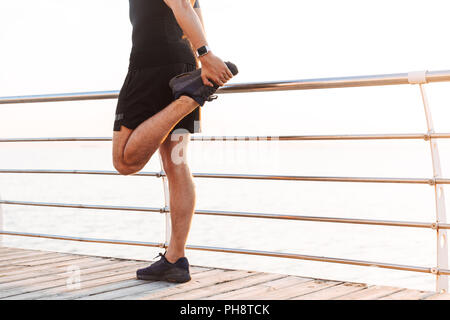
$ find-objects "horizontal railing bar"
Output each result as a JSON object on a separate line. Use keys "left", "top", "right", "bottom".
{"left": 191, "top": 173, "right": 436, "bottom": 184}
{"left": 195, "top": 209, "right": 435, "bottom": 229}
{"left": 0, "top": 230, "right": 162, "bottom": 248}
{"left": 1, "top": 199, "right": 449, "bottom": 229}
{"left": 0, "top": 230, "right": 436, "bottom": 274}
{"left": 0, "top": 169, "right": 161, "bottom": 177}
{"left": 0, "top": 200, "right": 163, "bottom": 213}
{"left": 1, "top": 169, "right": 448, "bottom": 184}
{"left": 184, "top": 244, "right": 433, "bottom": 274}
{"left": 440, "top": 269, "right": 450, "bottom": 276}
{"left": 0, "top": 91, "right": 119, "bottom": 104}
{"left": 1, "top": 70, "right": 450, "bottom": 104}
{"left": 219, "top": 70, "right": 450, "bottom": 94}
{"left": 1, "top": 133, "right": 449, "bottom": 143}
{"left": 432, "top": 133, "right": 450, "bottom": 139}
{"left": 191, "top": 133, "right": 450, "bottom": 141}
{"left": 0, "top": 137, "right": 112, "bottom": 142}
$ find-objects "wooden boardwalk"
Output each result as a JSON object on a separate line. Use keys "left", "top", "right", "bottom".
{"left": 0, "top": 246, "right": 449, "bottom": 300}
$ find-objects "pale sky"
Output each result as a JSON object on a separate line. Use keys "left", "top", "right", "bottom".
{"left": 1, "top": 1, "right": 450, "bottom": 291}
{"left": 0, "top": 0, "right": 450, "bottom": 169}
{"left": 0, "top": 0, "right": 449, "bottom": 149}
{"left": 1, "top": 0, "right": 450, "bottom": 138}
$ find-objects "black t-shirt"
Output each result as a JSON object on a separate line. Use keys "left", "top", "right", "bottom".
{"left": 128, "top": 0, "right": 196, "bottom": 69}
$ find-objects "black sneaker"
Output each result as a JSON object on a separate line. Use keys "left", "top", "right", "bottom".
{"left": 136, "top": 253, "right": 191, "bottom": 283}
{"left": 169, "top": 61, "right": 239, "bottom": 107}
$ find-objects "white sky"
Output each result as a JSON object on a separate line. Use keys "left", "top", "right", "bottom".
{"left": 0, "top": 0, "right": 449, "bottom": 139}
{"left": 1, "top": 0, "right": 450, "bottom": 137}
{"left": 1, "top": 1, "right": 450, "bottom": 291}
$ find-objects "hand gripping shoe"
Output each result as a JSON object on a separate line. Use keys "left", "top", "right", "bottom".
{"left": 169, "top": 61, "right": 238, "bottom": 106}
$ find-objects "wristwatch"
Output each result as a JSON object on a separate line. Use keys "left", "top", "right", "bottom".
{"left": 196, "top": 45, "right": 211, "bottom": 58}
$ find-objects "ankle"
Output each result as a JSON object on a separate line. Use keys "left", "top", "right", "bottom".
{"left": 177, "top": 95, "right": 199, "bottom": 109}
{"left": 165, "top": 249, "right": 185, "bottom": 264}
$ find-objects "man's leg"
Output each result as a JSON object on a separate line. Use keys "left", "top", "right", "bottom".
{"left": 113, "top": 95, "right": 198, "bottom": 175}
{"left": 158, "top": 132, "right": 196, "bottom": 263}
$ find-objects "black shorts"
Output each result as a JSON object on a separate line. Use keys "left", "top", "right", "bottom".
{"left": 113, "top": 62, "right": 201, "bottom": 133}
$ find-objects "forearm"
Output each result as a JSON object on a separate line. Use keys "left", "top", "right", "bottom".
{"left": 194, "top": 6, "right": 205, "bottom": 33}
{"left": 164, "top": 0, "right": 208, "bottom": 51}
{"left": 164, "top": 0, "right": 234, "bottom": 87}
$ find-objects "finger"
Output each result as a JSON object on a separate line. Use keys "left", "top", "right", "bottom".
{"left": 202, "top": 75, "right": 214, "bottom": 87}
{"left": 225, "top": 67, "right": 234, "bottom": 78}
{"left": 214, "top": 77, "right": 224, "bottom": 87}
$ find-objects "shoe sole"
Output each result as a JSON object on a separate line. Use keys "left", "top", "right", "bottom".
{"left": 137, "top": 270, "right": 191, "bottom": 283}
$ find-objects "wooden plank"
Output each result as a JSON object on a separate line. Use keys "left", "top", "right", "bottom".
{"left": 0, "top": 255, "right": 100, "bottom": 278}
{"left": 336, "top": 285, "right": 404, "bottom": 300}
{"left": 204, "top": 275, "right": 310, "bottom": 300}
{"left": 11, "top": 263, "right": 208, "bottom": 300}
{"left": 0, "top": 257, "right": 131, "bottom": 290}
{"left": 41, "top": 278, "right": 169, "bottom": 300}
{"left": 159, "top": 273, "right": 285, "bottom": 300}
{"left": 0, "top": 255, "right": 86, "bottom": 274}
{"left": 77, "top": 279, "right": 176, "bottom": 300}
{"left": 0, "top": 260, "right": 147, "bottom": 299}
{"left": 0, "top": 252, "right": 66, "bottom": 268}
{"left": 424, "top": 292, "right": 450, "bottom": 300}
{"left": 157, "top": 273, "right": 285, "bottom": 300}
{"left": 0, "top": 248, "right": 54, "bottom": 258}
{"left": 72, "top": 266, "right": 211, "bottom": 300}
{"left": 212, "top": 278, "right": 315, "bottom": 301}
{"left": 3, "top": 261, "right": 149, "bottom": 300}
{"left": 0, "top": 250, "right": 52, "bottom": 261}
{"left": 379, "top": 289, "right": 434, "bottom": 300}
{"left": 292, "top": 282, "right": 367, "bottom": 300}
{"left": 0, "top": 247, "right": 22, "bottom": 253}
{"left": 35, "top": 265, "right": 159, "bottom": 300}
{"left": 0, "top": 256, "right": 102, "bottom": 284}
{"left": 124, "top": 269, "right": 254, "bottom": 300}
{"left": 41, "top": 266, "right": 211, "bottom": 300}
{"left": 260, "top": 279, "right": 342, "bottom": 300}
{"left": 80, "top": 268, "right": 226, "bottom": 300}
{"left": 8, "top": 272, "right": 144, "bottom": 300}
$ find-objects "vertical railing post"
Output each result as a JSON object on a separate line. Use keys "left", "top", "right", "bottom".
{"left": 411, "top": 71, "right": 449, "bottom": 292}
{"left": 158, "top": 155, "right": 171, "bottom": 250}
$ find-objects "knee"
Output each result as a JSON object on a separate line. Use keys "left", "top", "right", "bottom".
{"left": 113, "top": 160, "right": 139, "bottom": 176}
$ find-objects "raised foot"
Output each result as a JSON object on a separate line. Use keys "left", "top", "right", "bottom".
{"left": 169, "top": 61, "right": 239, "bottom": 107}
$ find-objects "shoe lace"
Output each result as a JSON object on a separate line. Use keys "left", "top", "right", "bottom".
{"left": 153, "top": 252, "right": 166, "bottom": 259}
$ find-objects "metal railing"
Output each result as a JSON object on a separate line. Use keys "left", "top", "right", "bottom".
{"left": 1, "top": 69, "right": 450, "bottom": 292}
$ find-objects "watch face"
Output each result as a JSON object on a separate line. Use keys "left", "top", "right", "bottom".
{"left": 197, "top": 46, "right": 208, "bottom": 56}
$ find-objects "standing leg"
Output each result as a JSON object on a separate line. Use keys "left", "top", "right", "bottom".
{"left": 159, "top": 131, "right": 196, "bottom": 263}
